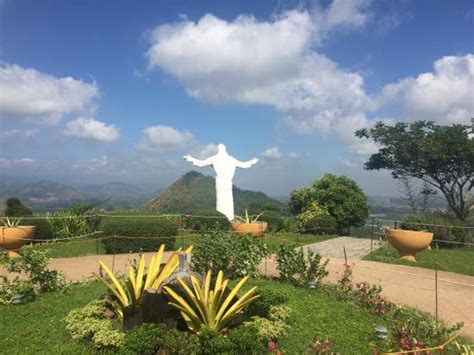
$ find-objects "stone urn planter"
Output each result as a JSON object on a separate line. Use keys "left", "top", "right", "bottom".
{"left": 230, "top": 221, "right": 268, "bottom": 237}
{"left": 0, "top": 226, "right": 35, "bottom": 258}
{"left": 384, "top": 228, "right": 433, "bottom": 262}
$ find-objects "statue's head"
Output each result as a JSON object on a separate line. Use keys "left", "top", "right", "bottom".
{"left": 217, "top": 143, "right": 227, "bottom": 153}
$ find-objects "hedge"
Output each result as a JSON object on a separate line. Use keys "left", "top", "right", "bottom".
{"left": 259, "top": 210, "right": 284, "bottom": 232}
{"left": 100, "top": 216, "right": 178, "bottom": 254}
{"left": 186, "top": 210, "right": 230, "bottom": 231}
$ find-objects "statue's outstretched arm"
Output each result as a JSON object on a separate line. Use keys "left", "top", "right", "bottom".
{"left": 183, "top": 154, "right": 213, "bottom": 167}
{"left": 235, "top": 157, "right": 259, "bottom": 169}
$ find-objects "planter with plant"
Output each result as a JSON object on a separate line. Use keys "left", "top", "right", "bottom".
{"left": 0, "top": 217, "right": 36, "bottom": 258}
{"left": 384, "top": 227, "right": 433, "bottom": 262}
{"left": 230, "top": 209, "right": 268, "bottom": 236}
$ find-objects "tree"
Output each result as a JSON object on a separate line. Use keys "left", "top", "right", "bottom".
{"left": 355, "top": 121, "right": 473, "bottom": 221}
{"left": 5, "top": 197, "right": 33, "bottom": 217}
{"left": 289, "top": 174, "right": 369, "bottom": 233}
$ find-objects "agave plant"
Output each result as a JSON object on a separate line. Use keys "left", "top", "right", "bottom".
{"left": 1, "top": 217, "right": 22, "bottom": 228}
{"left": 92, "top": 244, "right": 192, "bottom": 316}
{"left": 163, "top": 270, "right": 259, "bottom": 334}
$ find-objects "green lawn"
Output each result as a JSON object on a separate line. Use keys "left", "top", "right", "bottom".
{"left": 364, "top": 243, "right": 474, "bottom": 276}
{"left": 31, "top": 237, "right": 107, "bottom": 258}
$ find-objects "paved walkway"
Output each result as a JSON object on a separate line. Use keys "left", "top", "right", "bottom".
{"left": 303, "top": 236, "right": 375, "bottom": 259}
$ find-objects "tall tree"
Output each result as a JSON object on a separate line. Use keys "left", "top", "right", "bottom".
{"left": 355, "top": 121, "right": 473, "bottom": 220}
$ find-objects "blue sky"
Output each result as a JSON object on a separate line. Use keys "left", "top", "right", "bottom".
{"left": 0, "top": 0, "right": 473, "bottom": 196}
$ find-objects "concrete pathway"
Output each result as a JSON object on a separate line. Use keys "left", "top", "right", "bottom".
{"left": 303, "top": 236, "right": 375, "bottom": 259}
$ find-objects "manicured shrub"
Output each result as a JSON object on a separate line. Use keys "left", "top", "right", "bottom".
{"left": 297, "top": 201, "right": 337, "bottom": 234}
{"left": 260, "top": 210, "right": 284, "bottom": 232}
{"left": 120, "top": 323, "right": 167, "bottom": 355}
{"left": 192, "top": 230, "right": 267, "bottom": 279}
{"left": 275, "top": 244, "right": 329, "bottom": 287}
{"left": 27, "top": 218, "right": 53, "bottom": 240}
{"left": 186, "top": 209, "right": 230, "bottom": 231}
{"left": 400, "top": 212, "right": 469, "bottom": 247}
{"left": 101, "top": 216, "right": 177, "bottom": 254}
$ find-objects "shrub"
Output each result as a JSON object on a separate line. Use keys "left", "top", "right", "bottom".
{"left": 198, "top": 326, "right": 232, "bottom": 355}
{"left": 0, "top": 246, "right": 66, "bottom": 303}
{"left": 246, "top": 286, "right": 289, "bottom": 318}
{"left": 27, "top": 218, "right": 53, "bottom": 240}
{"left": 64, "top": 300, "right": 125, "bottom": 350}
{"left": 297, "top": 201, "right": 337, "bottom": 234}
{"left": 228, "top": 323, "right": 265, "bottom": 354}
{"left": 400, "top": 212, "right": 469, "bottom": 247}
{"left": 161, "top": 329, "right": 200, "bottom": 354}
{"left": 120, "top": 323, "right": 167, "bottom": 355}
{"left": 101, "top": 216, "right": 177, "bottom": 254}
{"left": 5, "top": 197, "right": 32, "bottom": 217}
{"left": 192, "top": 230, "right": 267, "bottom": 279}
{"left": 186, "top": 210, "right": 230, "bottom": 231}
{"left": 275, "top": 245, "right": 329, "bottom": 287}
{"left": 245, "top": 305, "right": 292, "bottom": 342}
{"left": 260, "top": 210, "right": 284, "bottom": 232}
{"left": 46, "top": 205, "right": 92, "bottom": 240}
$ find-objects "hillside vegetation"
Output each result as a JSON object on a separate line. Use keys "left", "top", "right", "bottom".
{"left": 145, "top": 171, "right": 285, "bottom": 215}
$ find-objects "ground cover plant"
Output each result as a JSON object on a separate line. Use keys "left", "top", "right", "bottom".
{"left": 364, "top": 243, "right": 474, "bottom": 276}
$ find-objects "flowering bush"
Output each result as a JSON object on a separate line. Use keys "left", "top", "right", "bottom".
{"left": 336, "top": 263, "right": 390, "bottom": 316}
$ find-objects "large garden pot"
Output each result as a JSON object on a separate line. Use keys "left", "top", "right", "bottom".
{"left": 384, "top": 228, "right": 433, "bottom": 262}
{"left": 230, "top": 222, "right": 268, "bottom": 237}
{"left": 0, "top": 226, "right": 35, "bottom": 258}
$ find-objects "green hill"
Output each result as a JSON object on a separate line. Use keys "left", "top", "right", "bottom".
{"left": 145, "top": 171, "right": 285, "bottom": 215}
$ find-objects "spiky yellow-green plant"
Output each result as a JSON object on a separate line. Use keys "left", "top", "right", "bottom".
{"left": 163, "top": 270, "right": 259, "bottom": 334}
{"left": 92, "top": 244, "right": 192, "bottom": 316}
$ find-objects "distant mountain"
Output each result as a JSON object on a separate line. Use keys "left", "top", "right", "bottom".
{"left": 0, "top": 177, "right": 161, "bottom": 212}
{"left": 78, "top": 182, "right": 151, "bottom": 200}
{"left": 145, "top": 171, "right": 285, "bottom": 215}
{"left": 0, "top": 180, "right": 90, "bottom": 212}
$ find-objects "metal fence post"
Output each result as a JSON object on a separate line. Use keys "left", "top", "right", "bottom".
{"left": 435, "top": 262, "right": 439, "bottom": 321}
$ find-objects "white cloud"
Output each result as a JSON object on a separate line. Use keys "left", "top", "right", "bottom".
{"left": 146, "top": 7, "right": 376, "bottom": 156}
{"left": 0, "top": 128, "right": 38, "bottom": 142}
{"left": 0, "top": 158, "right": 35, "bottom": 168}
{"left": 379, "top": 54, "right": 474, "bottom": 125}
{"left": 338, "top": 156, "right": 358, "bottom": 168}
{"left": 138, "top": 125, "right": 193, "bottom": 151}
{"left": 288, "top": 152, "right": 301, "bottom": 160}
{"left": 194, "top": 143, "right": 218, "bottom": 159}
{"left": 261, "top": 146, "right": 283, "bottom": 160}
{"left": 71, "top": 155, "right": 108, "bottom": 172}
{"left": 63, "top": 117, "right": 119, "bottom": 142}
{"left": 0, "top": 64, "right": 99, "bottom": 125}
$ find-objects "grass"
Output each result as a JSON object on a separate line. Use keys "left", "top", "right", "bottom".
{"left": 32, "top": 237, "right": 107, "bottom": 258}
{"left": 0, "top": 281, "right": 104, "bottom": 354}
{"left": 364, "top": 242, "right": 474, "bottom": 276}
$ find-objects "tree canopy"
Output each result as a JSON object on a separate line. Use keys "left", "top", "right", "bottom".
{"left": 5, "top": 197, "right": 33, "bottom": 217}
{"left": 355, "top": 121, "right": 473, "bottom": 220}
{"left": 289, "top": 174, "right": 369, "bottom": 232}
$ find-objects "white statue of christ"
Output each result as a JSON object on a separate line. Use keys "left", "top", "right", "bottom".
{"left": 184, "top": 144, "right": 258, "bottom": 221}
